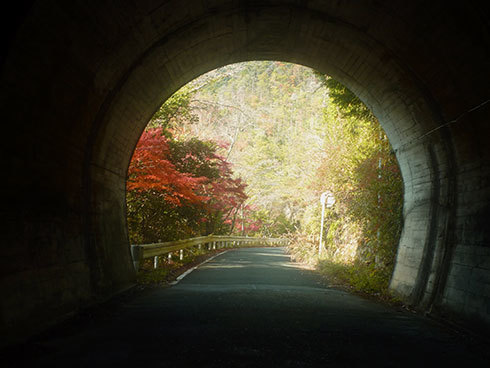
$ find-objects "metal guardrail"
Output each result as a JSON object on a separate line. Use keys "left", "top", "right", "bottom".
{"left": 130, "top": 235, "right": 289, "bottom": 271}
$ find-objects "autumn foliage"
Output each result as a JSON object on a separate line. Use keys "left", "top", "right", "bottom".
{"left": 126, "top": 127, "right": 248, "bottom": 244}
{"left": 127, "top": 128, "right": 207, "bottom": 206}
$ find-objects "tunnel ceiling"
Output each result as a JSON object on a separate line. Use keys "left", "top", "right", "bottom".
{"left": 1, "top": 0, "right": 490, "bottom": 342}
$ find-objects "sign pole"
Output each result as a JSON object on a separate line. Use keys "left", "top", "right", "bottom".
{"left": 318, "top": 191, "right": 335, "bottom": 256}
{"left": 319, "top": 195, "right": 326, "bottom": 256}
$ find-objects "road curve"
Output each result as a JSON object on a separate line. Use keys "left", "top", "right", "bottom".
{"left": 6, "top": 247, "right": 488, "bottom": 367}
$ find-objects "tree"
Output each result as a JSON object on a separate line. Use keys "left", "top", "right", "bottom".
{"left": 168, "top": 137, "right": 248, "bottom": 235}
{"left": 127, "top": 127, "right": 207, "bottom": 206}
{"left": 146, "top": 86, "right": 198, "bottom": 136}
{"left": 127, "top": 127, "right": 248, "bottom": 243}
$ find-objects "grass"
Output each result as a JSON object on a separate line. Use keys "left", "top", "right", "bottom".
{"left": 136, "top": 247, "right": 213, "bottom": 286}
{"left": 317, "top": 259, "right": 388, "bottom": 295}
{"left": 287, "top": 237, "right": 403, "bottom": 305}
{"left": 136, "top": 267, "right": 172, "bottom": 285}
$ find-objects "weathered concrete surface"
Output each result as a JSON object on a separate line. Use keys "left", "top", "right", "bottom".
{"left": 1, "top": 0, "right": 490, "bottom": 342}
{"left": 3, "top": 248, "right": 487, "bottom": 367}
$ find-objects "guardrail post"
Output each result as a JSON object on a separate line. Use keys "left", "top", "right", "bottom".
{"left": 130, "top": 245, "right": 143, "bottom": 272}
{"left": 153, "top": 256, "right": 159, "bottom": 269}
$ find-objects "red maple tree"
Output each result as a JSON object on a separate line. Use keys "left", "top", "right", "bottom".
{"left": 127, "top": 127, "right": 208, "bottom": 206}
{"left": 127, "top": 127, "right": 249, "bottom": 240}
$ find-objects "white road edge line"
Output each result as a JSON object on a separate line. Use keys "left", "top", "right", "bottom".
{"left": 169, "top": 250, "right": 230, "bottom": 286}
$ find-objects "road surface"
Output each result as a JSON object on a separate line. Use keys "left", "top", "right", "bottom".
{"left": 4, "top": 247, "right": 488, "bottom": 367}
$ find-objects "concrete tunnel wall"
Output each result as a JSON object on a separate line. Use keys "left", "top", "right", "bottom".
{"left": 1, "top": 0, "right": 490, "bottom": 342}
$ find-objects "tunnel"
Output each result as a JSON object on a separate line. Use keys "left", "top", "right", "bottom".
{"left": 1, "top": 0, "right": 489, "bottom": 343}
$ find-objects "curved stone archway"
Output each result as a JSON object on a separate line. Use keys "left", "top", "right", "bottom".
{"left": 1, "top": 1, "right": 489, "bottom": 341}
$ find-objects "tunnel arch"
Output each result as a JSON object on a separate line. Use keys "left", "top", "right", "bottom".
{"left": 1, "top": 1, "right": 489, "bottom": 341}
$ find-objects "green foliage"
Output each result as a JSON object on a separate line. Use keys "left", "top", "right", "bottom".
{"left": 288, "top": 234, "right": 394, "bottom": 296}
{"left": 317, "top": 260, "right": 391, "bottom": 294}
{"left": 316, "top": 74, "right": 374, "bottom": 121}
{"left": 248, "top": 208, "right": 298, "bottom": 237}
{"left": 296, "top": 76, "right": 404, "bottom": 295}
{"left": 147, "top": 85, "right": 198, "bottom": 136}
{"left": 284, "top": 69, "right": 403, "bottom": 295}
{"left": 136, "top": 267, "right": 171, "bottom": 285}
{"left": 127, "top": 190, "right": 205, "bottom": 243}
{"left": 287, "top": 234, "right": 318, "bottom": 265}
{"left": 168, "top": 138, "right": 220, "bottom": 179}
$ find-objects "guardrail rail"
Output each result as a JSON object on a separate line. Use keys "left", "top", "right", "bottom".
{"left": 131, "top": 235, "right": 289, "bottom": 271}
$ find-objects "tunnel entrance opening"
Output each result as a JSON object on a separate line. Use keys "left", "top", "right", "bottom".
{"left": 126, "top": 60, "right": 404, "bottom": 296}
{"left": 3, "top": 1, "right": 490, "bottom": 343}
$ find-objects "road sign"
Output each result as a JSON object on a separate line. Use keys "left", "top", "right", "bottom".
{"left": 320, "top": 192, "right": 335, "bottom": 208}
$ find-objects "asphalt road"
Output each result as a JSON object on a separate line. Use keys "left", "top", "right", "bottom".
{"left": 5, "top": 247, "right": 488, "bottom": 367}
